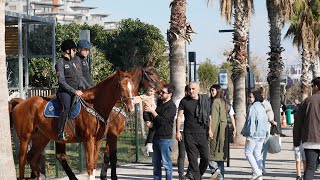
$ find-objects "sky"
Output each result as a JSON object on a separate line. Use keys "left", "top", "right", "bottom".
{"left": 83, "top": 0, "right": 300, "bottom": 68}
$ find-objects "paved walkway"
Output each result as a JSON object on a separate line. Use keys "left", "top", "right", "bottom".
{"left": 51, "top": 127, "right": 320, "bottom": 179}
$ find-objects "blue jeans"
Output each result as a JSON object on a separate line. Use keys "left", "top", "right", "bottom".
{"left": 245, "top": 137, "right": 265, "bottom": 176}
{"left": 209, "top": 160, "right": 225, "bottom": 177}
{"left": 261, "top": 137, "right": 269, "bottom": 170}
{"left": 152, "top": 139, "right": 172, "bottom": 180}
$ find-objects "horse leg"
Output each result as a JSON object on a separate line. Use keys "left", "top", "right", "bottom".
{"left": 100, "top": 138, "right": 111, "bottom": 180}
{"left": 18, "top": 135, "right": 31, "bottom": 180}
{"left": 93, "top": 139, "right": 103, "bottom": 179}
{"left": 55, "top": 142, "right": 78, "bottom": 180}
{"left": 83, "top": 138, "right": 95, "bottom": 180}
{"left": 108, "top": 136, "right": 118, "bottom": 180}
{"left": 26, "top": 134, "right": 49, "bottom": 180}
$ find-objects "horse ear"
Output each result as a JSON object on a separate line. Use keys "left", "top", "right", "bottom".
{"left": 143, "top": 60, "right": 155, "bottom": 68}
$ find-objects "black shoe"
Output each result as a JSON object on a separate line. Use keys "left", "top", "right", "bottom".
{"left": 296, "top": 176, "right": 302, "bottom": 180}
{"left": 179, "top": 174, "right": 186, "bottom": 180}
{"left": 185, "top": 173, "right": 195, "bottom": 180}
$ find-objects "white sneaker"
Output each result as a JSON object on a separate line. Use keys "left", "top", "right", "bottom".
{"left": 141, "top": 146, "right": 149, "bottom": 156}
{"left": 146, "top": 143, "right": 153, "bottom": 152}
{"left": 210, "top": 169, "right": 221, "bottom": 180}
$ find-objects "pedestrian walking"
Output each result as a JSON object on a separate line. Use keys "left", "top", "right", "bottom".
{"left": 176, "top": 85, "right": 190, "bottom": 180}
{"left": 294, "top": 77, "right": 320, "bottom": 180}
{"left": 241, "top": 91, "right": 269, "bottom": 180}
{"left": 176, "top": 82, "right": 210, "bottom": 180}
{"left": 208, "top": 84, "right": 228, "bottom": 180}
{"left": 257, "top": 87, "right": 277, "bottom": 175}
{"left": 144, "top": 83, "right": 176, "bottom": 180}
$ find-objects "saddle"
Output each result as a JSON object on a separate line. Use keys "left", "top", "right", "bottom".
{"left": 44, "top": 98, "right": 81, "bottom": 119}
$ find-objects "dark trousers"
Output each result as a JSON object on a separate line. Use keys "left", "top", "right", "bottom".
{"left": 184, "top": 132, "right": 209, "bottom": 180}
{"left": 304, "top": 149, "right": 320, "bottom": 180}
{"left": 57, "top": 92, "right": 73, "bottom": 113}
{"left": 143, "top": 112, "right": 155, "bottom": 144}
{"left": 178, "top": 132, "right": 187, "bottom": 175}
{"left": 146, "top": 127, "right": 156, "bottom": 144}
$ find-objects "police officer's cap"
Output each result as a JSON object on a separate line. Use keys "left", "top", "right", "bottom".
{"left": 61, "top": 39, "right": 77, "bottom": 52}
{"left": 77, "top": 40, "right": 91, "bottom": 49}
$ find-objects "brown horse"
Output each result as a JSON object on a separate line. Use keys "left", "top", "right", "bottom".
{"left": 12, "top": 69, "right": 135, "bottom": 180}
{"left": 50, "top": 62, "right": 165, "bottom": 180}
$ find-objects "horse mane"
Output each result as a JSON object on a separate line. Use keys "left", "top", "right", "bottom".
{"left": 82, "top": 70, "right": 119, "bottom": 103}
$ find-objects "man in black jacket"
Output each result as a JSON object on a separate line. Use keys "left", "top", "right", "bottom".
{"left": 144, "top": 83, "right": 176, "bottom": 180}
{"left": 176, "top": 81, "right": 210, "bottom": 180}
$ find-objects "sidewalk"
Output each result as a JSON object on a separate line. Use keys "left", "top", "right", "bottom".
{"left": 51, "top": 127, "right": 320, "bottom": 179}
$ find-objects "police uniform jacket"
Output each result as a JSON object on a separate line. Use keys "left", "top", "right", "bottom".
{"left": 75, "top": 54, "right": 95, "bottom": 87}
{"left": 55, "top": 57, "right": 89, "bottom": 94}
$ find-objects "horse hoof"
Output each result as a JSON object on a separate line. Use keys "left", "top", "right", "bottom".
{"left": 100, "top": 175, "right": 107, "bottom": 180}
{"left": 70, "top": 176, "right": 78, "bottom": 180}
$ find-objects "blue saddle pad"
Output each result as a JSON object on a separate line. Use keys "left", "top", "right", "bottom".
{"left": 44, "top": 99, "right": 81, "bottom": 119}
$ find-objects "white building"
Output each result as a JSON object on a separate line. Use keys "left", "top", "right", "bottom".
{"left": 5, "top": 0, "right": 119, "bottom": 30}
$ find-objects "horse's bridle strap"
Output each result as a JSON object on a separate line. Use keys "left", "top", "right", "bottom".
{"left": 112, "top": 106, "right": 128, "bottom": 118}
{"left": 78, "top": 97, "right": 106, "bottom": 124}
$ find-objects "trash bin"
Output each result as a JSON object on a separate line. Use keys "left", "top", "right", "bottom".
{"left": 285, "top": 109, "right": 294, "bottom": 125}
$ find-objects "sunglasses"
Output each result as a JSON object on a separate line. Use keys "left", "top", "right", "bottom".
{"left": 159, "top": 90, "right": 169, "bottom": 94}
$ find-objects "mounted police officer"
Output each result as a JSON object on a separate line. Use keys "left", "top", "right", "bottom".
{"left": 55, "top": 39, "right": 90, "bottom": 141}
{"left": 75, "top": 39, "right": 95, "bottom": 87}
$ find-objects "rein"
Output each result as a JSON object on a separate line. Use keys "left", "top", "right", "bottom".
{"left": 78, "top": 96, "right": 106, "bottom": 124}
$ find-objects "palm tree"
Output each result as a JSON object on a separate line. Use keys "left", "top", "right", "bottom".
{"left": 216, "top": 0, "right": 254, "bottom": 145}
{"left": 266, "top": 0, "right": 292, "bottom": 134}
{"left": 0, "top": 0, "right": 17, "bottom": 178}
{"left": 168, "top": 0, "right": 187, "bottom": 159}
{"left": 285, "top": 0, "right": 320, "bottom": 100}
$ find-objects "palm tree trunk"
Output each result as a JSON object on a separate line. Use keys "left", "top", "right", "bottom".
{"left": 310, "top": 39, "right": 319, "bottom": 78}
{"left": 232, "top": 0, "right": 250, "bottom": 145}
{"left": 0, "top": 0, "right": 17, "bottom": 178}
{"left": 267, "top": 0, "right": 285, "bottom": 134}
{"left": 301, "top": 23, "right": 310, "bottom": 100}
{"left": 168, "top": 0, "right": 186, "bottom": 161}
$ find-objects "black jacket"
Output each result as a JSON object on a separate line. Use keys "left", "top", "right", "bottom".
{"left": 55, "top": 57, "right": 89, "bottom": 94}
{"left": 75, "top": 54, "right": 95, "bottom": 87}
{"left": 195, "top": 94, "right": 211, "bottom": 127}
{"left": 153, "top": 99, "right": 176, "bottom": 139}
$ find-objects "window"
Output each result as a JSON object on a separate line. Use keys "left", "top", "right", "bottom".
{"left": 9, "top": 5, "right": 16, "bottom": 11}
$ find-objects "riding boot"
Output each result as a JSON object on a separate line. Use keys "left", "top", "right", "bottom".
{"left": 57, "top": 112, "right": 68, "bottom": 141}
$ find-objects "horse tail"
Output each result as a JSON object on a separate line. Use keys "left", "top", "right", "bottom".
{"left": 8, "top": 98, "right": 24, "bottom": 128}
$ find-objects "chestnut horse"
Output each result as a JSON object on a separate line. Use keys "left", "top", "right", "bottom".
{"left": 12, "top": 69, "right": 135, "bottom": 180}
{"left": 50, "top": 63, "right": 165, "bottom": 180}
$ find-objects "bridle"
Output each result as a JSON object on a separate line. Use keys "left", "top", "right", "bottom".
{"left": 141, "top": 67, "right": 161, "bottom": 87}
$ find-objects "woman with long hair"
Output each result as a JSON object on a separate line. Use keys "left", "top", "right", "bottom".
{"left": 241, "top": 91, "right": 269, "bottom": 180}
{"left": 208, "top": 84, "right": 228, "bottom": 180}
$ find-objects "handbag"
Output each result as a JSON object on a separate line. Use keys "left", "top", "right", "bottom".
{"left": 267, "top": 125, "right": 282, "bottom": 154}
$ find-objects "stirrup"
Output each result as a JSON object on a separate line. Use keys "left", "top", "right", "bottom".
{"left": 58, "top": 132, "right": 69, "bottom": 141}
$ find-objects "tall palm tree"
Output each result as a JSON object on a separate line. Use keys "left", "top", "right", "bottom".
{"left": 216, "top": 0, "right": 254, "bottom": 145}
{"left": 266, "top": 0, "right": 292, "bottom": 134}
{"left": 168, "top": 0, "right": 187, "bottom": 159}
{"left": 285, "top": 0, "right": 320, "bottom": 100}
{"left": 0, "top": 0, "right": 17, "bottom": 179}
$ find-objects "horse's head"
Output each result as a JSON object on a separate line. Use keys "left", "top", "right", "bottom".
{"left": 141, "top": 61, "right": 165, "bottom": 91}
{"left": 117, "top": 69, "right": 135, "bottom": 113}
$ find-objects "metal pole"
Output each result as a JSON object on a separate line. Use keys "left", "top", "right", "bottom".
{"left": 247, "top": 31, "right": 250, "bottom": 97}
{"left": 189, "top": 61, "right": 192, "bottom": 81}
{"left": 134, "top": 103, "right": 139, "bottom": 162}
{"left": 18, "top": 16, "right": 24, "bottom": 98}
{"left": 24, "top": 24, "right": 29, "bottom": 97}
{"left": 52, "top": 22, "right": 56, "bottom": 69}
{"left": 194, "top": 60, "right": 197, "bottom": 81}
